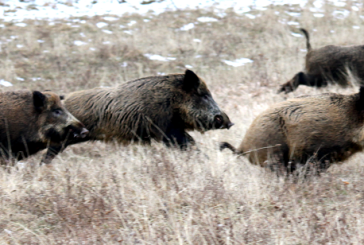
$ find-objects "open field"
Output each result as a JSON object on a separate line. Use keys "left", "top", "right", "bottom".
{"left": 1, "top": 1, "right": 364, "bottom": 244}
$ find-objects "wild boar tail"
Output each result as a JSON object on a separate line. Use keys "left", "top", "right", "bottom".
{"left": 220, "top": 142, "right": 241, "bottom": 155}
{"left": 300, "top": 28, "right": 311, "bottom": 52}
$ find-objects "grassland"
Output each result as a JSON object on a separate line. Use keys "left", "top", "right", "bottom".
{"left": 1, "top": 1, "right": 364, "bottom": 244}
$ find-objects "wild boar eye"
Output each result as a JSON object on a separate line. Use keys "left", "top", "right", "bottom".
{"left": 53, "top": 109, "right": 63, "bottom": 117}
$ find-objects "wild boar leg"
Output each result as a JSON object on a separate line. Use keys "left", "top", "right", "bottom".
{"left": 163, "top": 127, "right": 195, "bottom": 149}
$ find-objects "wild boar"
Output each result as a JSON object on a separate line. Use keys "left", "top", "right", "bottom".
{"left": 0, "top": 90, "right": 88, "bottom": 164}
{"left": 63, "top": 69, "right": 232, "bottom": 150}
{"left": 221, "top": 87, "right": 364, "bottom": 173}
{"left": 279, "top": 28, "right": 364, "bottom": 93}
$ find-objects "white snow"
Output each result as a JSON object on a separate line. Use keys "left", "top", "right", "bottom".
{"left": 128, "top": 20, "right": 137, "bottom": 26}
{"left": 332, "top": 1, "right": 346, "bottom": 7}
{"left": 0, "top": 0, "right": 308, "bottom": 22}
{"left": 197, "top": 17, "right": 218, "bottom": 22}
{"left": 0, "top": 0, "right": 351, "bottom": 23}
{"left": 286, "top": 12, "right": 301, "bottom": 17}
{"left": 313, "top": 13, "right": 325, "bottom": 18}
{"left": 291, "top": 32, "right": 303, "bottom": 37}
{"left": 222, "top": 58, "right": 253, "bottom": 67}
{"left": 180, "top": 23, "right": 195, "bottom": 31}
{"left": 74, "top": 40, "right": 87, "bottom": 46}
{"left": 15, "top": 23, "right": 27, "bottom": 27}
{"left": 102, "top": 30, "right": 113, "bottom": 34}
{"left": 287, "top": 21, "right": 299, "bottom": 26}
{"left": 103, "top": 16, "right": 118, "bottom": 22}
{"left": 96, "top": 22, "right": 108, "bottom": 28}
{"left": 144, "top": 54, "right": 176, "bottom": 62}
{"left": 333, "top": 9, "right": 350, "bottom": 19}
{"left": 0, "top": 79, "right": 13, "bottom": 87}
{"left": 245, "top": 14, "right": 256, "bottom": 19}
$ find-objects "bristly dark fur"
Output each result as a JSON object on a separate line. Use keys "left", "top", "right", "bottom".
{"left": 64, "top": 70, "right": 232, "bottom": 150}
{"left": 0, "top": 90, "right": 87, "bottom": 164}
{"left": 279, "top": 28, "right": 364, "bottom": 93}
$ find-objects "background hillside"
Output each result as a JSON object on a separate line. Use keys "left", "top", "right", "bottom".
{"left": 0, "top": 0, "right": 364, "bottom": 244}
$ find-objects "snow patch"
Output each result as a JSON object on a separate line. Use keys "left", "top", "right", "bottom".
{"left": 245, "top": 14, "right": 256, "bottom": 19}
{"left": 15, "top": 23, "right": 26, "bottom": 27}
{"left": 102, "top": 30, "right": 113, "bottom": 34}
{"left": 74, "top": 40, "right": 87, "bottom": 46}
{"left": 222, "top": 58, "right": 253, "bottom": 67}
{"left": 180, "top": 23, "right": 195, "bottom": 31}
{"left": 96, "top": 22, "right": 108, "bottom": 28}
{"left": 197, "top": 16, "right": 218, "bottom": 22}
{"left": 103, "top": 16, "right": 118, "bottom": 22}
{"left": 0, "top": 79, "right": 13, "bottom": 87}
{"left": 144, "top": 54, "right": 176, "bottom": 62}
{"left": 291, "top": 32, "right": 303, "bottom": 37}
{"left": 313, "top": 13, "right": 325, "bottom": 18}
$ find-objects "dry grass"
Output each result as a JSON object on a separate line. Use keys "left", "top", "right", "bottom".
{"left": 1, "top": 1, "right": 364, "bottom": 244}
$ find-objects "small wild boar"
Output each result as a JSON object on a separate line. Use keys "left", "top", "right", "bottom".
{"left": 63, "top": 69, "right": 233, "bottom": 150}
{"left": 0, "top": 90, "right": 88, "bottom": 164}
{"left": 279, "top": 28, "right": 364, "bottom": 93}
{"left": 221, "top": 87, "right": 364, "bottom": 173}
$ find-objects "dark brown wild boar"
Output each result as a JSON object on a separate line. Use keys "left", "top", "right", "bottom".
{"left": 0, "top": 90, "right": 88, "bottom": 164}
{"left": 64, "top": 69, "right": 232, "bottom": 150}
{"left": 221, "top": 87, "right": 364, "bottom": 173}
{"left": 279, "top": 28, "right": 364, "bottom": 93}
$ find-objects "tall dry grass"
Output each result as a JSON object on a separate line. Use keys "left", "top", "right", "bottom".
{"left": 1, "top": 1, "right": 364, "bottom": 244}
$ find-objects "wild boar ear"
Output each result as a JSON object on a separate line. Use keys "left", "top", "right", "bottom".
{"left": 183, "top": 69, "right": 200, "bottom": 91}
{"left": 33, "top": 91, "right": 47, "bottom": 112}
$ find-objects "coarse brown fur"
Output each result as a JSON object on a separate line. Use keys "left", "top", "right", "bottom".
{"left": 279, "top": 28, "right": 364, "bottom": 93}
{"left": 221, "top": 87, "right": 364, "bottom": 173}
{"left": 0, "top": 90, "right": 88, "bottom": 165}
{"left": 64, "top": 70, "right": 232, "bottom": 149}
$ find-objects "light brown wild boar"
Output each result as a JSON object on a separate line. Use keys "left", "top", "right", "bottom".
{"left": 221, "top": 87, "right": 364, "bottom": 173}
{"left": 63, "top": 70, "right": 233, "bottom": 150}
{"left": 0, "top": 90, "right": 88, "bottom": 164}
{"left": 279, "top": 28, "right": 364, "bottom": 93}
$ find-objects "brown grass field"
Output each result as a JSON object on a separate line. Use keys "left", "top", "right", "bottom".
{"left": 1, "top": 1, "right": 364, "bottom": 244}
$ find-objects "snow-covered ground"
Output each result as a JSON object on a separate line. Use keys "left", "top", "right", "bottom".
{"left": 0, "top": 0, "right": 359, "bottom": 87}
{"left": 0, "top": 0, "right": 357, "bottom": 22}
